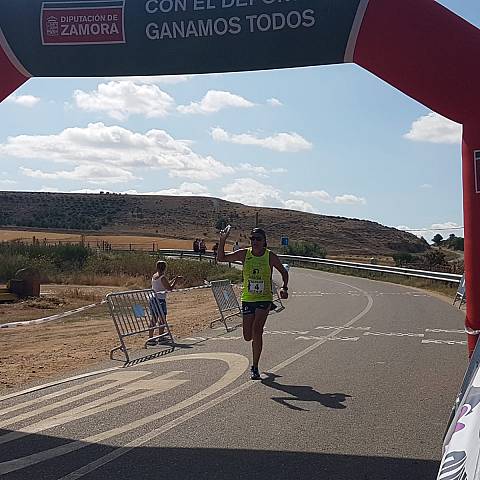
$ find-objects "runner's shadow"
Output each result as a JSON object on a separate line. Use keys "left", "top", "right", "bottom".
{"left": 261, "top": 373, "right": 351, "bottom": 411}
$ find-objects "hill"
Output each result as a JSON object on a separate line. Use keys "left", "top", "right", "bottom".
{"left": 0, "top": 191, "right": 428, "bottom": 255}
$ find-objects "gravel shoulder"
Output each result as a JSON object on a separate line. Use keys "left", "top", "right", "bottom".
{"left": 0, "top": 285, "right": 223, "bottom": 394}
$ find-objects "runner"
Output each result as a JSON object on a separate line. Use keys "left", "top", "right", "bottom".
{"left": 217, "top": 226, "right": 289, "bottom": 380}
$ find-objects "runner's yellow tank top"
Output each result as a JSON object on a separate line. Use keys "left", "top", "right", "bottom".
{"left": 241, "top": 248, "right": 273, "bottom": 302}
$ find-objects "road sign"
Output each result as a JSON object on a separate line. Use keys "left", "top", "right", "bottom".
{"left": 281, "top": 236, "right": 289, "bottom": 246}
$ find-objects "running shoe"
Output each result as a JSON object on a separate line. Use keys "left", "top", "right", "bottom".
{"left": 250, "top": 366, "right": 261, "bottom": 380}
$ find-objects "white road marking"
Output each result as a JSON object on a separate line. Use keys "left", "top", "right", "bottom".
{"left": 264, "top": 330, "right": 310, "bottom": 335}
{"left": 363, "top": 331, "right": 425, "bottom": 338}
{"left": 211, "top": 336, "right": 243, "bottom": 341}
{"left": 0, "top": 367, "right": 120, "bottom": 402}
{"left": 182, "top": 331, "right": 310, "bottom": 342}
{"left": 425, "top": 328, "right": 465, "bottom": 334}
{"left": 292, "top": 291, "right": 427, "bottom": 297}
{"left": 315, "top": 325, "right": 371, "bottom": 331}
{"left": 0, "top": 371, "right": 187, "bottom": 445}
{"left": 422, "top": 339, "right": 467, "bottom": 346}
{"left": 0, "top": 353, "right": 248, "bottom": 475}
{"left": 295, "top": 336, "right": 360, "bottom": 342}
{"left": 0, "top": 371, "right": 151, "bottom": 424}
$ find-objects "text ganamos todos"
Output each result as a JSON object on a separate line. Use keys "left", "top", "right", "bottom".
{"left": 146, "top": 10, "right": 315, "bottom": 39}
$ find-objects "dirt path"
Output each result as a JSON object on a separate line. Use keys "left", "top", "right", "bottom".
{"left": 0, "top": 286, "right": 230, "bottom": 394}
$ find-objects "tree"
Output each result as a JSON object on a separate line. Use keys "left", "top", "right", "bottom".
{"left": 215, "top": 217, "right": 228, "bottom": 231}
{"left": 432, "top": 234, "right": 443, "bottom": 246}
{"left": 451, "top": 237, "right": 464, "bottom": 251}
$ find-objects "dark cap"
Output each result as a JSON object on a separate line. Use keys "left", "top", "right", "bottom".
{"left": 250, "top": 228, "right": 267, "bottom": 239}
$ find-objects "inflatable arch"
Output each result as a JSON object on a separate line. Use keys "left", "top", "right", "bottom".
{"left": 1, "top": 0, "right": 479, "bottom": 352}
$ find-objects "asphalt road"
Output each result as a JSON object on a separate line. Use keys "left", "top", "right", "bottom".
{"left": 0, "top": 267, "right": 468, "bottom": 480}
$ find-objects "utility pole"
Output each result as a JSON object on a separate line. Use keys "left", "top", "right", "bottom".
{"left": 255, "top": 211, "right": 259, "bottom": 227}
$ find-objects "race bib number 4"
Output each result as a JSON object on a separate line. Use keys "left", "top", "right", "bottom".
{"left": 248, "top": 279, "right": 265, "bottom": 294}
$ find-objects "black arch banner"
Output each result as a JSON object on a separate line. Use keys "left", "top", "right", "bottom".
{"left": 0, "top": 0, "right": 364, "bottom": 77}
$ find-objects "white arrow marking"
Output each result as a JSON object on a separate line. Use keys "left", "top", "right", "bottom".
{"left": 0, "top": 371, "right": 188, "bottom": 445}
{"left": 0, "top": 371, "right": 151, "bottom": 425}
{"left": 0, "top": 353, "right": 248, "bottom": 475}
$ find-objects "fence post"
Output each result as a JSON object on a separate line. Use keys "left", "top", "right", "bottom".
{"left": 129, "top": 243, "right": 132, "bottom": 251}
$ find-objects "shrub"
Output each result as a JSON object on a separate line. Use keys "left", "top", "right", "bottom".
{"left": 284, "top": 241, "right": 326, "bottom": 258}
{"left": 393, "top": 252, "right": 415, "bottom": 267}
{"left": 0, "top": 243, "right": 241, "bottom": 286}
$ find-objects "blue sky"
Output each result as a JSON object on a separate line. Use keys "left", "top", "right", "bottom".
{"left": 0, "top": 0, "right": 477, "bottom": 242}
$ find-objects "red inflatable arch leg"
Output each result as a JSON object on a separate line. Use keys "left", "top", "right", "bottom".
{"left": 462, "top": 124, "right": 480, "bottom": 355}
{"left": 354, "top": 0, "right": 480, "bottom": 355}
{"left": 0, "top": 29, "right": 29, "bottom": 102}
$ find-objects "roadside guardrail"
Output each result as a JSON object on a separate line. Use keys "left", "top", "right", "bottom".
{"left": 154, "top": 249, "right": 462, "bottom": 285}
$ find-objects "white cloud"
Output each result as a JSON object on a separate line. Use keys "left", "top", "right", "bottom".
{"left": 2, "top": 122, "right": 234, "bottom": 183}
{"left": 108, "top": 75, "right": 192, "bottom": 84}
{"left": 220, "top": 179, "right": 318, "bottom": 213}
{"left": 267, "top": 98, "right": 283, "bottom": 107}
{"left": 291, "top": 190, "right": 332, "bottom": 203}
{"left": 73, "top": 81, "right": 175, "bottom": 120}
{"left": 404, "top": 112, "right": 462, "bottom": 144}
{"left": 420, "top": 183, "right": 433, "bottom": 189}
{"left": 211, "top": 127, "right": 312, "bottom": 153}
{"left": 20, "top": 164, "right": 138, "bottom": 185}
{"left": 396, "top": 222, "right": 464, "bottom": 241}
{"left": 122, "top": 183, "right": 210, "bottom": 196}
{"left": 334, "top": 194, "right": 366, "bottom": 205}
{"left": 0, "top": 179, "right": 17, "bottom": 185}
{"left": 282, "top": 199, "right": 316, "bottom": 213}
{"left": 291, "top": 190, "right": 366, "bottom": 205}
{"left": 7, "top": 95, "right": 40, "bottom": 107}
{"left": 237, "top": 163, "right": 287, "bottom": 177}
{"left": 178, "top": 90, "right": 254, "bottom": 114}
{"left": 221, "top": 178, "right": 282, "bottom": 207}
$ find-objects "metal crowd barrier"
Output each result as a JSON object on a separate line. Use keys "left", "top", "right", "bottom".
{"left": 453, "top": 273, "right": 466, "bottom": 308}
{"left": 106, "top": 288, "right": 174, "bottom": 363}
{"left": 209, "top": 280, "right": 242, "bottom": 331}
{"left": 210, "top": 279, "right": 286, "bottom": 332}
{"left": 271, "top": 281, "right": 285, "bottom": 313}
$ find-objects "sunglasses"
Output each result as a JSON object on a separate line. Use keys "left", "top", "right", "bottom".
{"left": 250, "top": 236, "right": 264, "bottom": 241}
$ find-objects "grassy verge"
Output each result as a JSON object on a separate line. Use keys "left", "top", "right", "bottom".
{"left": 0, "top": 243, "right": 242, "bottom": 287}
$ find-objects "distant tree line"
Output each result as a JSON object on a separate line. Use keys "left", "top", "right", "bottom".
{"left": 431, "top": 233, "right": 464, "bottom": 251}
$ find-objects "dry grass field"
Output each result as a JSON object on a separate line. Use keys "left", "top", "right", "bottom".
{"left": 0, "top": 229, "right": 200, "bottom": 250}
